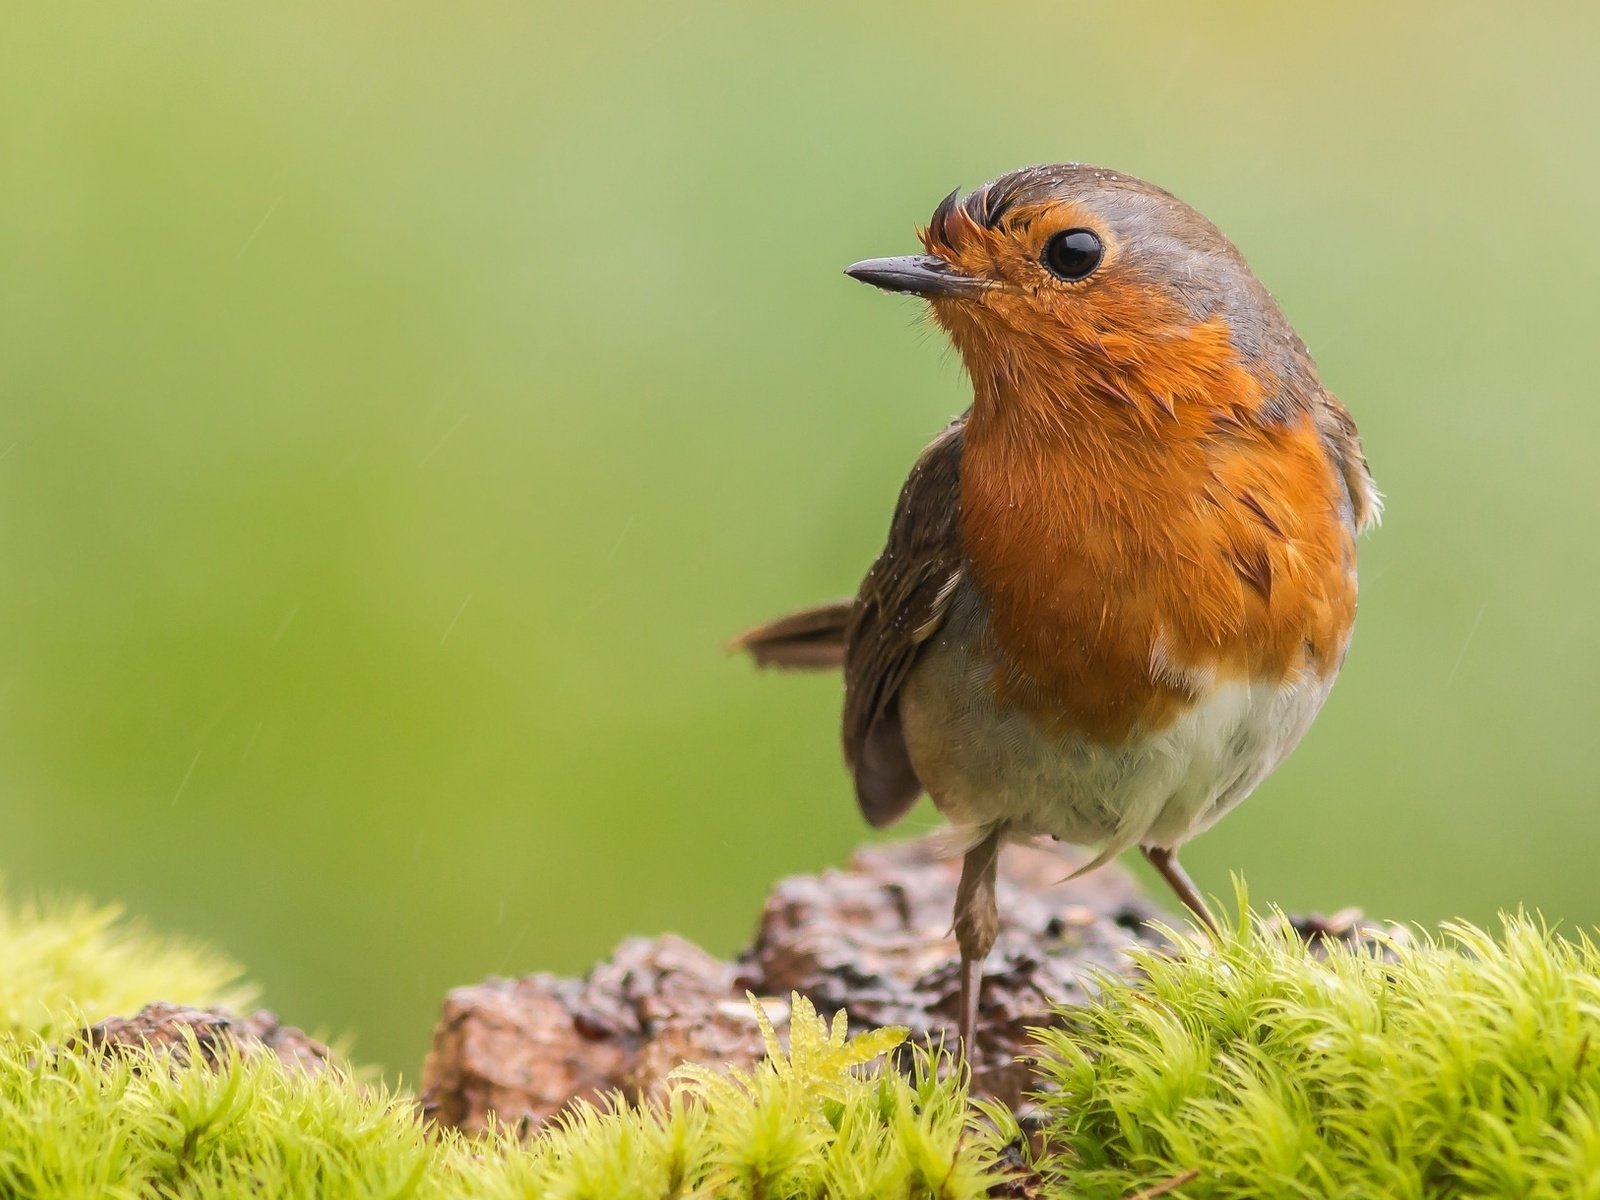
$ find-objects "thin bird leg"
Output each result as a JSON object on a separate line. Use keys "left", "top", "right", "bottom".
{"left": 953, "top": 826, "right": 1003, "bottom": 1062}
{"left": 1142, "top": 845, "right": 1220, "bottom": 934}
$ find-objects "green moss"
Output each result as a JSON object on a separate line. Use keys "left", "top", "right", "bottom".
{"left": 1035, "top": 900, "right": 1600, "bottom": 1199}
{"left": 490, "top": 996, "right": 1012, "bottom": 1199}
{"left": 0, "top": 979, "right": 1009, "bottom": 1198}
{"left": 0, "top": 888, "right": 249, "bottom": 1038}
{"left": 0, "top": 1035, "right": 434, "bottom": 1198}
{"left": 20, "top": 881, "right": 1600, "bottom": 1197}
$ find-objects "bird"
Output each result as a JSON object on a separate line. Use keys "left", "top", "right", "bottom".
{"left": 733, "top": 163, "right": 1380, "bottom": 1056}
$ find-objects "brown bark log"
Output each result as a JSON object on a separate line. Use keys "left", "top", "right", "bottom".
{"left": 74, "top": 1002, "right": 337, "bottom": 1075}
{"left": 421, "top": 835, "right": 1171, "bottom": 1134}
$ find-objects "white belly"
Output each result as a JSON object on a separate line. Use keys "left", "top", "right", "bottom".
{"left": 898, "top": 585, "right": 1333, "bottom": 860}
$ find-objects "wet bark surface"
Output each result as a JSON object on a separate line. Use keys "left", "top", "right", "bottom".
{"left": 74, "top": 1002, "right": 337, "bottom": 1075}
{"left": 420, "top": 835, "right": 1174, "bottom": 1134}
{"left": 51, "top": 836, "right": 1380, "bottom": 1170}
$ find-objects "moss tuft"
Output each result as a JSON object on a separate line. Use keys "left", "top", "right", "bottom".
{"left": 22, "top": 879, "right": 1600, "bottom": 1197}
{"left": 0, "top": 984, "right": 1010, "bottom": 1198}
{"left": 498, "top": 994, "right": 1011, "bottom": 1199}
{"left": 1035, "top": 898, "right": 1600, "bottom": 1198}
{"left": 0, "top": 1034, "right": 434, "bottom": 1198}
{"left": 0, "top": 887, "right": 249, "bottom": 1038}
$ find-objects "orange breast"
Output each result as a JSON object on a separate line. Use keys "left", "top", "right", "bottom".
{"left": 959, "top": 338, "right": 1358, "bottom": 744}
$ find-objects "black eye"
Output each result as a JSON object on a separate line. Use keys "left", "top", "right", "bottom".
{"left": 1042, "top": 228, "right": 1103, "bottom": 282}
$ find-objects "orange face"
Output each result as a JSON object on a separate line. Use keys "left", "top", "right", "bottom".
{"left": 910, "top": 167, "right": 1296, "bottom": 435}
{"left": 927, "top": 196, "right": 1181, "bottom": 374}
{"left": 856, "top": 165, "right": 1370, "bottom": 742}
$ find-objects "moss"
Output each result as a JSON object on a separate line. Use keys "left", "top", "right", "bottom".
{"left": 0, "top": 1035, "right": 434, "bottom": 1198}
{"left": 0, "top": 891, "right": 1011, "bottom": 1200}
{"left": 16, "top": 881, "right": 1600, "bottom": 1197}
{"left": 491, "top": 997, "right": 1013, "bottom": 1199}
{"left": 0, "top": 888, "right": 249, "bottom": 1039}
{"left": 1034, "top": 899, "right": 1600, "bottom": 1198}
{"left": 0, "top": 1003, "right": 1009, "bottom": 1197}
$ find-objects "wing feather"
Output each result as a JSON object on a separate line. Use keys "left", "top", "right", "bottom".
{"left": 843, "top": 415, "right": 967, "bottom": 827}
{"left": 1314, "top": 393, "right": 1381, "bottom": 533}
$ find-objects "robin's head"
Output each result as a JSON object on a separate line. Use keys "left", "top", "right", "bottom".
{"left": 847, "top": 164, "right": 1318, "bottom": 425}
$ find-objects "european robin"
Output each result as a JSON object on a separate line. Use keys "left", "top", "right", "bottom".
{"left": 734, "top": 164, "right": 1379, "bottom": 1055}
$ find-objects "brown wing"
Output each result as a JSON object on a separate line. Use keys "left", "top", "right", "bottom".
{"left": 1313, "top": 392, "right": 1381, "bottom": 533}
{"left": 843, "top": 415, "right": 967, "bottom": 828}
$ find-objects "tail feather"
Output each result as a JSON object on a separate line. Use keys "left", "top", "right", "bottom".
{"left": 729, "top": 600, "right": 853, "bottom": 670}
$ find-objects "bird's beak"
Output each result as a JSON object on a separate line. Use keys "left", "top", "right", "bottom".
{"left": 844, "top": 255, "right": 984, "bottom": 298}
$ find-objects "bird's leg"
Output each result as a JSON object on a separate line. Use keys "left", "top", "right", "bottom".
{"left": 1142, "top": 845, "right": 1220, "bottom": 934}
{"left": 953, "top": 826, "right": 1003, "bottom": 1063}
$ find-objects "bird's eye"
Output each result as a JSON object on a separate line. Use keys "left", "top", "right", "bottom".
{"left": 1042, "top": 228, "right": 1103, "bottom": 282}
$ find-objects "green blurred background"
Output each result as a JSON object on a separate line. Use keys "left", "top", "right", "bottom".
{"left": 4, "top": 1, "right": 1598, "bottom": 1075}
